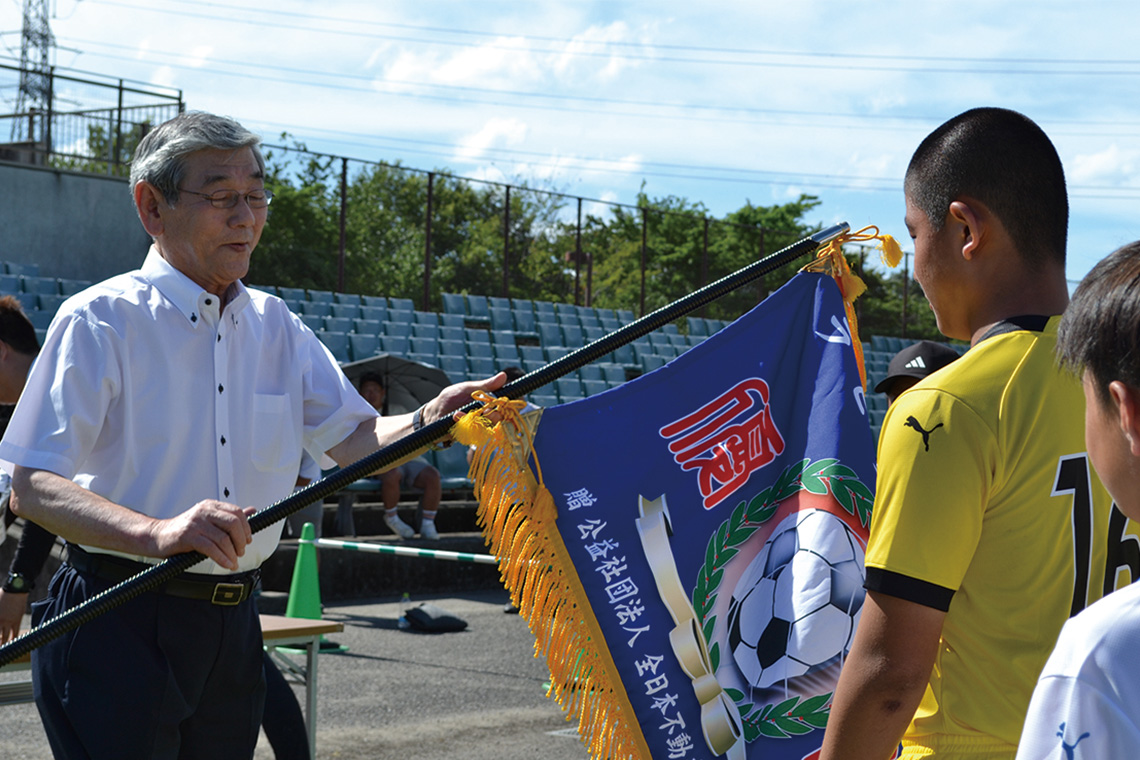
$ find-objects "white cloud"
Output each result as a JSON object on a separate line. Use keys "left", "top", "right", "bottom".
{"left": 1070, "top": 144, "right": 1140, "bottom": 188}
{"left": 454, "top": 118, "right": 529, "bottom": 162}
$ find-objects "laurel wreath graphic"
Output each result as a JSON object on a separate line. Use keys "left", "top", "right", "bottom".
{"left": 691, "top": 458, "right": 873, "bottom": 741}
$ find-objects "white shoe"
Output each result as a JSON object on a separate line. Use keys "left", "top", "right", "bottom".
{"left": 420, "top": 520, "right": 440, "bottom": 540}
{"left": 384, "top": 513, "right": 415, "bottom": 539}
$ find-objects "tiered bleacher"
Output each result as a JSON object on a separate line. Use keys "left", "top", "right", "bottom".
{"left": 248, "top": 287, "right": 729, "bottom": 409}
{"left": 0, "top": 261, "right": 94, "bottom": 347}
{"left": 4, "top": 259, "right": 966, "bottom": 466}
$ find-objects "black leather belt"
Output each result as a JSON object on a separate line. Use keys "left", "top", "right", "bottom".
{"left": 66, "top": 544, "right": 259, "bottom": 606}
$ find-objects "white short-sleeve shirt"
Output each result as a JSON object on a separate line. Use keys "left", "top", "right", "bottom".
{"left": 0, "top": 247, "right": 377, "bottom": 573}
{"left": 1016, "top": 581, "right": 1140, "bottom": 758}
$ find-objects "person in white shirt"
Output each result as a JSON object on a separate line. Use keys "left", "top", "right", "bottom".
{"left": 0, "top": 110, "right": 502, "bottom": 760}
{"left": 1017, "top": 240, "right": 1140, "bottom": 758}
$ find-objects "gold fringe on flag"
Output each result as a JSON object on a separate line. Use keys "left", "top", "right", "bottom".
{"left": 452, "top": 393, "right": 652, "bottom": 759}
{"left": 800, "top": 224, "right": 902, "bottom": 390}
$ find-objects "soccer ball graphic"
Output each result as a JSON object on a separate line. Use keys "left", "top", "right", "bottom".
{"left": 726, "top": 509, "right": 866, "bottom": 689}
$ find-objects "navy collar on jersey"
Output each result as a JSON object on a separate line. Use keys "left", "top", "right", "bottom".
{"left": 977, "top": 315, "right": 1051, "bottom": 345}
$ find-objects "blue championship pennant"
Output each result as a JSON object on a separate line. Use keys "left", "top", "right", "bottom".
{"left": 531, "top": 272, "right": 877, "bottom": 760}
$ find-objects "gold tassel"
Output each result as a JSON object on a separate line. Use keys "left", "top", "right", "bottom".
{"left": 801, "top": 224, "right": 902, "bottom": 390}
{"left": 452, "top": 393, "right": 651, "bottom": 759}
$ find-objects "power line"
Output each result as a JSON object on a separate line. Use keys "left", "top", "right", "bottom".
{"left": 78, "top": 0, "right": 1140, "bottom": 76}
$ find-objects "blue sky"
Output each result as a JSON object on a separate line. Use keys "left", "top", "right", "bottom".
{"left": 4, "top": 0, "right": 1139, "bottom": 286}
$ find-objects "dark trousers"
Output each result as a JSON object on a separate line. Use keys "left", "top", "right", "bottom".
{"left": 31, "top": 564, "right": 266, "bottom": 760}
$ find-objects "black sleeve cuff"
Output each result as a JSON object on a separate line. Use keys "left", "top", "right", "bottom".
{"left": 865, "top": 567, "right": 955, "bottom": 612}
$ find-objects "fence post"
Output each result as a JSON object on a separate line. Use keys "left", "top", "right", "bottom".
{"left": 423, "top": 172, "right": 434, "bottom": 311}
{"left": 502, "top": 186, "right": 511, "bottom": 298}
{"left": 573, "top": 197, "right": 583, "bottom": 306}
{"left": 640, "top": 206, "right": 648, "bottom": 317}
{"left": 337, "top": 158, "right": 347, "bottom": 293}
{"left": 113, "top": 79, "right": 124, "bottom": 175}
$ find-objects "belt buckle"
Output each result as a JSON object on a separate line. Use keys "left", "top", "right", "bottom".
{"left": 211, "top": 582, "right": 246, "bottom": 606}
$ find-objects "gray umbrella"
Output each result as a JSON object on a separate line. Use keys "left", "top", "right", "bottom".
{"left": 340, "top": 353, "right": 452, "bottom": 416}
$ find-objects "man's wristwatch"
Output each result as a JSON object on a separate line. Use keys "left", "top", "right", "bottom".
{"left": 2, "top": 572, "right": 32, "bottom": 593}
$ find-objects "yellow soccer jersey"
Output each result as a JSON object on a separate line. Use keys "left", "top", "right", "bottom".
{"left": 865, "top": 316, "right": 1114, "bottom": 756}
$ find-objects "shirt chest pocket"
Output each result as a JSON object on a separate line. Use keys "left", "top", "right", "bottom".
{"left": 250, "top": 393, "right": 300, "bottom": 474}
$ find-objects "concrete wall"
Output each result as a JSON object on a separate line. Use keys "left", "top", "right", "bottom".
{"left": 0, "top": 161, "right": 152, "bottom": 283}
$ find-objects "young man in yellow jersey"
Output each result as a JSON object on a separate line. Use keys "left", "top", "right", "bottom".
{"left": 820, "top": 107, "right": 1113, "bottom": 759}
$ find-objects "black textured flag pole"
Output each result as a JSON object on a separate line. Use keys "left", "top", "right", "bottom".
{"left": 0, "top": 222, "right": 849, "bottom": 668}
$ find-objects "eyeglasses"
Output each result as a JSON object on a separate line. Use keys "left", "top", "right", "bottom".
{"left": 177, "top": 188, "right": 274, "bottom": 209}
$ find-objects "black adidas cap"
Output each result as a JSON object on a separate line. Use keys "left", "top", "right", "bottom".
{"left": 873, "top": 340, "right": 961, "bottom": 395}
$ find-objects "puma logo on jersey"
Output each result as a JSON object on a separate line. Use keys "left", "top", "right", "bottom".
{"left": 1057, "top": 723, "right": 1090, "bottom": 759}
{"left": 904, "top": 416, "right": 943, "bottom": 451}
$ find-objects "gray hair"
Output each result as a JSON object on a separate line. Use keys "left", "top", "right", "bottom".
{"left": 129, "top": 111, "right": 265, "bottom": 204}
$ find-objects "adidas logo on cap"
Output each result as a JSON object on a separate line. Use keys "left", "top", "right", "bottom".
{"left": 904, "top": 357, "right": 927, "bottom": 370}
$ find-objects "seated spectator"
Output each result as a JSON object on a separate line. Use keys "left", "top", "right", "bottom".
{"left": 337, "top": 372, "right": 443, "bottom": 540}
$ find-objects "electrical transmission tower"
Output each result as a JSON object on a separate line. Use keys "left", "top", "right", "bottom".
{"left": 11, "top": 0, "right": 55, "bottom": 142}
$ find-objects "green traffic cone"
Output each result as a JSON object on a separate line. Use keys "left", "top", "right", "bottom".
{"left": 282, "top": 522, "right": 348, "bottom": 653}
{"left": 285, "top": 522, "right": 322, "bottom": 621}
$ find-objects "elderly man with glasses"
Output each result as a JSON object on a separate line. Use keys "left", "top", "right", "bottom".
{"left": 0, "top": 111, "right": 503, "bottom": 760}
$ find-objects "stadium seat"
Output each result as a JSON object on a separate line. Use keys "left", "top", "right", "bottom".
{"left": 538, "top": 323, "right": 562, "bottom": 346}
{"left": 317, "top": 331, "right": 351, "bottom": 363}
{"left": 0, "top": 274, "right": 20, "bottom": 294}
{"left": 668, "top": 334, "right": 688, "bottom": 348}
{"left": 380, "top": 335, "right": 410, "bottom": 356}
{"left": 360, "top": 304, "right": 388, "bottom": 322}
{"left": 582, "top": 379, "right": 608, "bottom": 397}
{"left": 408, "top": 352, "right": 437, "bottom": 367}
{"left": 20, "top": 275, "right": 59, "bottom": 295}
{"left": 411, "top": 336, "right": 439, "bottom": 356}
{"left": 617, "top": 309, "right": 635, "bottom": 324}
{"left": 584, "top": 326, "right": 607, "bottom": 343}
{"left": 322, "top": 316, "right": 351, "bottom": 334}
{"left": 466, "top": 341, "right": 494, "bottom": 359}
{"left": 439, "top": 326, "right": 465, "bottom": 342}
{"left": 440, "top": 313, "right": 465, "bottom": 329}
{"left": 37, "top": 294, "right": 66, "bottom": 313}
{"left": 348, "top": 334, "right": 380, "bottom": 361}
{"left": 465, "top": 328, "right": 490, "bottom": 344}
{"left": 545, "top": 346, "right": 570, "bottom": 362}
{"left": 438, "top": 355, "right": 468, "bottom": 381}
{"left": 489, "top": 307, "right": 514, "bottom": 332}
{"left": 29, "top": 310, "right": 53, "bottom": 330}
{"left": 353, "top": 318, "right": 382, "bottom": 336}
{"left": 438, "top": 338, "right": 465, "bottom": 358}
{"left": 640, "top": 354, "right": 667, "bottom": 373}
{"left": 599, "top": 314, "right": 621, "bottom": 331}
{"left": 389, "top": 296, "right": 415, "bottom": 312}
{"left": 579, "top": 364, "right": 604, "bottom": 382}
{"left": 360, "top": 294, "right": 386, "bottom": 308}
{"left": 533, "top": 300, "right": 555, "bottom": 321}
{"left": 387, "top": 308, "right": 413, "bottom": 325}
{"left": 300, "top": 301, "right": 332, "bottom": 318}
{"left": 468, "top": 356, "right": 496, "bottom": 377}
{"left": 330, "top": 303, "right": 361, "bottom": 320}
{"left": 519, "top": 345, "right": 544, "bottom": 363}
{"left": 601, "top": 364, "right": 627, "bottom": 385}
{"left": 488, "top": 296, "right": 511, "bottom": 311}
{"left": 611, "top": 343, "right": 635, "bottom": 367}
{"left": 307, "top": 289, "right": 334, "bottom": 303}
{"left": 334, "top": 292, "right": 362, "bottom": 306}
{"left": 413, "top": 310, "right": 439, "bottom": 326}
{"left": 561, "top": 324, "right": 585, "bottom": 347}
{"left": 58, "top": 278, "right": 91, "bottom": 296}
{"left": 5, "top": 261, "right": 39, "bottom": 277}
{"left": 381, "top": 320, "right": 412, "bottom": 338}
{"left": 412, "top": 323, "right": 440, "bottom": 340}
{"left": 441, "top": 293, "right": 467, "bottom": 315}
{"left": 493, "top": 343, "right": 521, "bottom": 363}
{"left": 662, "top": 322, "right": 680, "bottom": 336}
{"left": 687, "top": 317, "right": 709, "bottom": 337}
{"left": 278, "top": 286, "right": 305, "bottom": 302}
{"left": 299, "top": 314, "right": 323, "bottom": 332}
{"left": 531, "top": 392, "right": 559, "bottom": 408}
{"left": 433, "top": 444, "right": 474, "bottom": 491}
{"left": 467, "top": 294, "right": 490, "bottom": 319}
{"left": 556, "top": 377, "right": 583, "bottom": 402}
